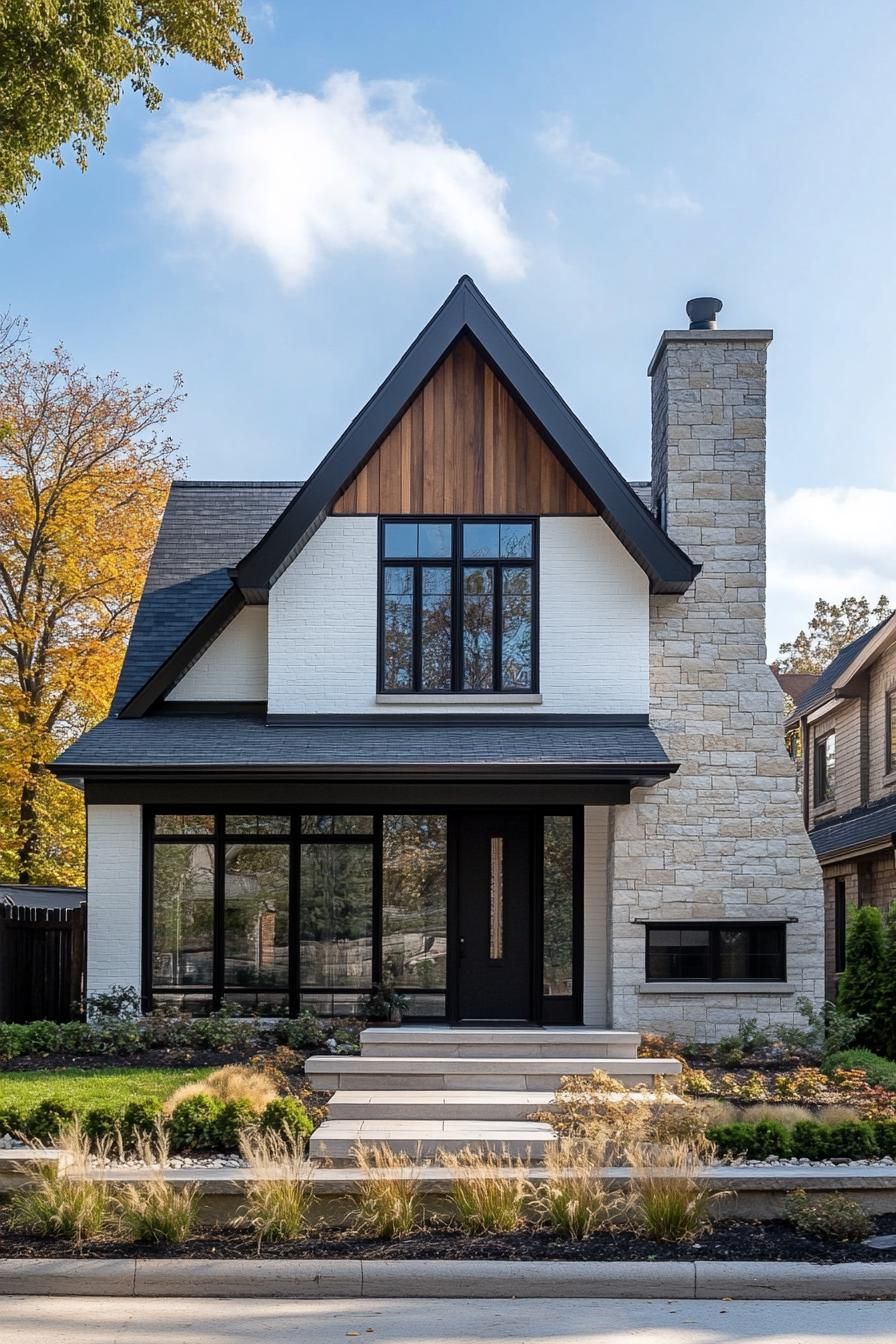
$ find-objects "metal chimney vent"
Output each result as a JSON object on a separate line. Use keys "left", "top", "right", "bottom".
{"left": 686, "top": 297, "right": 723, "bottom": 330}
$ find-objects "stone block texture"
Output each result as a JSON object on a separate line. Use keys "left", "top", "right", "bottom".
{"left": 610, "top": 331, "right": 825, "bottom": 1039}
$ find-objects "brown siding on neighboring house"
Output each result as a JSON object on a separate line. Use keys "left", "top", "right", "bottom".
{"left": 807, "top": 699, "right": 863, "bottom": 822}
{"left": 333, "top": 337, "right": 598, "bottom": 517}
{"left": 868, "top": 640, "right": 896, "bottom": 802}
{"left": 822, "top": 860, "right": 858, "bottom": 1000}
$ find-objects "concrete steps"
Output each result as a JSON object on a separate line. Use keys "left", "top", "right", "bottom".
{"left": 310, "top": 1119, "right": 556, "bottom": 1163}
{"left": 305, "top": 1027, "right": 681, "bottom": 1167}
{"left": 326, "top": 1089, "right": 556, "bottom": 1122}
{"left": 305, "top": 1054, "right": 679, "bottom": 1093}
{"left": 359, "top": 1027, "right": 641, "bottom": 1059}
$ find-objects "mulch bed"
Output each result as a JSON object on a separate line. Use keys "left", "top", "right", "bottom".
{"left": 1, "top": 1215, "right": 896, "bottom": 1262}
{"left": 2, "top": 1047, "right": 300, "bottom": 1073}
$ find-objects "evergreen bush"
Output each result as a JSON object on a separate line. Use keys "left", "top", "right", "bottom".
{"left": 838, "top": 906, "right": 886, "bottom": 1050}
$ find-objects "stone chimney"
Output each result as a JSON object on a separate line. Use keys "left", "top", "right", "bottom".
{"left": 608, "top": 301, "right": 825, "bottom": 1041}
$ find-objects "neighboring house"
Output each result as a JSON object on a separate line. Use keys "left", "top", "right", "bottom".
{"left": 770, "top": 665, "right": 820, "bottom": 708}
{"left": 786, "top": 613, "right": 896, "bottom": 998}
{"left": 0, "top": 884, "right": 85, "bottom": 910}
{"left": 51, "top": 278, "right": 824, "bottom": 1040}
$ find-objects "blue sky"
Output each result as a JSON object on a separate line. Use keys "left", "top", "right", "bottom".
{"left": 3, "top": 0, "right": 896, "bottom": 652}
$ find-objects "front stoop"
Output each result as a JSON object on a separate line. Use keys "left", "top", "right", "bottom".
{"left": 307, "top": 1026, "right": 681, "bottom": 1166}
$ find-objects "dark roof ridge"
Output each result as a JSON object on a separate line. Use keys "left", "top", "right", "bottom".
{"left": 170, "top": 479, "right": 305, "bottom": 489}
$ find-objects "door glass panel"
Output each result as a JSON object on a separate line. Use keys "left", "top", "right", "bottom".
{"left": 223, "top": 844, "right": 289, "bottom": 989}
{"left": 382, "top": 815, "right": 447, "bottom": 989}
{"left": 501, "top": 568, "right": 532, "bottom": 690}
{"left": 421, "top": 567, "right": 452, "bottom": 691}
{"left": 383, "top": 565, "right": 414, "bottom": 689}
{"left": 463, "top": 566, "right": 494, "bottom": 689}
{"left": 543, "top": 816, "right": 573, "bottom": 996}
{"left": 299, "top": 844, "right": 373, "bottom": 987}
{"left": 489, "top": 836, "right": 504, "bottom": 960}
{"left": 152, "top": 842, "right": 214, "bottom": 987}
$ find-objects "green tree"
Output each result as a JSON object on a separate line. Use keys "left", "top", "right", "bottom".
{"left": 0, "top": 1, "right": 252, "bottom": 232}
{"left": 879, "top": 903, "right": 896, "bottom": 1060}
{"left": 777, "top": 595, "right": 893, "bottom": 675}
{"left": 837, "top": 905, "right": 886, "bottom": 1051}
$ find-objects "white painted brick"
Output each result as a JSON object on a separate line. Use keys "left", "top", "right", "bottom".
{"left": 167, "top": 606, "right": 267, "bottom": 702}
{"left": 86, "top": 805, "right": 142, "bottom": 1000}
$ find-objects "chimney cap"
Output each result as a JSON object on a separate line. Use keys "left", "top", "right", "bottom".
{"left": 686, "top": 297, "right": 723, "bottom": 330}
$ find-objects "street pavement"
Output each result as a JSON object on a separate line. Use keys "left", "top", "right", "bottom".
{"left": 0, "top": 1296, "right": 894, "bottom": 1343}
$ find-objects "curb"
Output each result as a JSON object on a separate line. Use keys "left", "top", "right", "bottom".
{"left": 0, "top": 1258, "right": 893, "bottom": 1299}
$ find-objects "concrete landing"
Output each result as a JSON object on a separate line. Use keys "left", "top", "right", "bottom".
{"left": 310, "top": 1118, "right": 556, "bottom": 1163}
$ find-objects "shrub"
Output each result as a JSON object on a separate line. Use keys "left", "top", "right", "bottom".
{"left": 838, "top": 906, "right": 885, "bottom": 1050}
{"left": 81, "top": 1106, "right": 121, "bottom": 1144}
{"left": 238, "top": 1129, "right": 315, "bottom": 1245}
{"left": 783, "top": 1189, "right": 872, "bottom": 1242}
{"left": 531, "top": 1139, "right": 621, "bottom": 1240}
{"left": 142, "top": 1007, "right": 191, "bottom": 1050}
{"left": 0, "top": 1103, "right": 25, "bottom": 1137}
{"left": 706, "top": 1119, "right": 790, "bottom": 1160}
{"left": 0, "top": 1022, "right": 27, "bottom": 1062}
{"left": 709, "top": 1117, "right": 889, "bottom": 1161}
{"left": 164, "top": 1066, "right": 278, "bottom": 1116}
{"left": 826, "top": 1050, "right": 896, "bottom": 1092}
{"left": 442, "top": 1147, "right": 529, "bottom": 1234}
{"left": 259, "top": 1096, "right": 313, "bottom": 1145}
{"left": 121, "top": 1099, "right": 162, "bottom": 1143}
{"left": 352, "top": 1143, "right": 423, "bottom": 1239}
{"left": 94, "top": 1018, "right": 144, "bottom": 1055}
{"left": 786, "top": 997, "right": 868, "bottom": 1057}
{"left": 85, "top": 985, "right": 141, "bottom": 1019}
{"left": 23, "top": 1020, "right": 62, "bottom": 1055}
{"left": 881, "top": 903, "right": 896, "bottom": 1059}
{"left": 680, "top": 1068, "right": 712, "bottom": 1096}
{"left": 56, "top": 1021, "right": 93, "bottom": 1053}
{"left": 213, "top": 1099, "right": 256, "bottom": 1150}
{"left": 167, "top": 1095, "right": 222, "bottom": 1152}
{"left": 628, "top": 1138, "right": 722, "bottom": 1243}
{"left": 773, "top": 1073, "right": 798, "bottom": 1100}
{"left": 738, "top": 1071, "right": 767, "bottom": 1102}
{"left": 188, "top": 1008, "right": 254, "bottom": 1052}
{"left": 790, "top": 1067, "right": 829, "bottom": 1099}
{"left": 27, "top": 1098, "right": 76, "bottom": 1143}
{"left": 276, "top": 1010, "right": 328, "bottom": 1051}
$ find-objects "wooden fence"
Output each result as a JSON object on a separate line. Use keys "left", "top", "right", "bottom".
{"left": 0, "top": 904, "right": 86, "bottom": 1023}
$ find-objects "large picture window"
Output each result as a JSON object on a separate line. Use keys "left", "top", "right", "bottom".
{"left": 645, "top": 922, "right": 787, "bottom": 983}
{"left": 379, "top": 518, "right": 537, "bottom": 693}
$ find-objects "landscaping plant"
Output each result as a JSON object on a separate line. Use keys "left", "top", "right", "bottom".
{"left": 115, "top": 1132, "right": 200, "bottom": 1244}
{"left": 826, "top": 1050, "right": 896, "bottom": 1091}
{"left": 8, "top": 1121, "right": 109, "bottom": 1244}
{"left": 238, "top": 1129, "right": 315, "bottom": 1246}
{"left": 352, "top": 1144, "right": 423, "bottom": 1239}
{"left": 163, "top": 1066, "right": 278, "bottom": 1115}
{"left": 838, "top": 906, "right": 886, "bottom": 1051}
{"left": 441, "top": 1147, "right": 530, "bottom": 1234}
{"left": 783, "top": 1189, "right": 872, "bottom": 1242}
{"left": 531, "top": 1139, "right": 621, "bottom": 1240}
{"left": 627, "top": 1138, "right": 723, "bottom": 1243}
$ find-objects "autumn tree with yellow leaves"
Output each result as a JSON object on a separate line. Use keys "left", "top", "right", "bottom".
{"left": 0, "top": 313, "right": 182, "bottom": 885}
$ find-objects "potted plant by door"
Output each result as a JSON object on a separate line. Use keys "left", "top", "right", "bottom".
{"left": 362, "top": 980, "right": 409, "bottom": 1026}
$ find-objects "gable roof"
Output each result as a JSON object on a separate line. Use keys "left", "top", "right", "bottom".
{"left": 113, "top": 481, "right": 300, "bottom": 714}
{"left": 770, "top": 667, "right": 819, "bottom": 704}
{"left": 234, "top": 276, "right": 698, "bottom": 600}
{"left": 786, "top": 614, "right": 895, "bottom": 725}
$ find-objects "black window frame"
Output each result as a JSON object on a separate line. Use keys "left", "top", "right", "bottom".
{"left": 377, "top": 516, "right": 539, "bottom": 695}
{"left": 834, "top": 878, "right": 847, "bottom": 974}
{"left": 644, "top": 921, "right": 788, "bottom": 983}
{"left": 887, "top": 690, "right": 896, "bottom": 777}
{"left": 814, "top": 731, "right": 835, "bottom": 806}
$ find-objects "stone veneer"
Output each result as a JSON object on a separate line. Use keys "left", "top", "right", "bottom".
{"left": 609, "top": 325, "right": 825, "bottom": 1040}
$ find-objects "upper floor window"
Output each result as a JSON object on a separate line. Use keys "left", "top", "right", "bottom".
{"left": 887, "top": 691, "right": 896, "bottom": 776}
{"left": 379, "top": 519, "right": 536, "bottom": 694}
{"left": 814, "top": 731, "right": 835, "bottom": 806}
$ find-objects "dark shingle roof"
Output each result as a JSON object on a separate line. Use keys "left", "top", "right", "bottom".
{"left": 52, "top": 714, "right": 673, "bottom": 779}
{"left": 112, "top": 481, "right": 301, "bottom": 712}
{"left": 790, "top": 620, "right": 889, "bottom": 721}
{"left": 0, "top": 884, "right": 85, "bottom": 910}
{"left": 811, "top": 797, "right": 896, "bottom": 861}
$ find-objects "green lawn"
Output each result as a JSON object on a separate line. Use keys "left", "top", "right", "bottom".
{"left": 0, "top": 1066, "right": 213, "bottom": 1112}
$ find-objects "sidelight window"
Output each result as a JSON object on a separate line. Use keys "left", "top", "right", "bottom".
{"left": 380, "top": 519, "right": 536, "bottom": 693}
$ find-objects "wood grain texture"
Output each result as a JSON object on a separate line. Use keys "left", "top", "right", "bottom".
{"left": 332, "top": 337, "right": 597, "bottom": 516}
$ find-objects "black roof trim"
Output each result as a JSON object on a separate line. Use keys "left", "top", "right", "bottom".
{"left": 119, "top": 587, "right": 243, "bottom": 719}
{"left": 235, "top": 276, "right": 699, "bottom": 598}
{"left": 810, "top": 794, "right": 896, "bottom": 861}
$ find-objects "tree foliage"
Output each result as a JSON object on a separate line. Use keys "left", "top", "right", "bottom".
{"left": 776, "top": 595, "right": 894, "bottom": 675}
{"left": 837, "top": 905, "right": 886, "bottom": 1053}
{"left": 0, "top": 0, "right": 252, "bottom": 232}
{"left": 0, "top": 312, "right": 182, "bottom": 885}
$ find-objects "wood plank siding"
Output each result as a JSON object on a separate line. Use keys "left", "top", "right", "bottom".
{"left": 333, "top": 337, "right": 598, "bottom": 516}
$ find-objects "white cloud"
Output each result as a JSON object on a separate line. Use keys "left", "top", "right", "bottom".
{"left": 140, "top": 73, "right": 527, "bottom": 286}
{"left": 534, "top": 115, "right": 623, "bottom": 181}
{"left": 767, "top": 486, "right": 896, "bottom": 653}
{"left": 637, "top": 169, "right": 702, "bottom": 215}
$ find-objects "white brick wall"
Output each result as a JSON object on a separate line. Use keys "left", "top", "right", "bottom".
{"left": 167, "top": 606, "right": 267, "bottom": 702}
{"left": 86, "top": 805, "right": 142, "bottom": 1000}
{"left": 267, "top": 515, "right": 649, "bottom": 714}
{"left": 583, "top": 806, "right": 610, "bottom": 1025}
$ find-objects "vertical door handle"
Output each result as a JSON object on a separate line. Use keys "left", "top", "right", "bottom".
{"left": 459, "top": 936, "right": 466, "bottom": 959}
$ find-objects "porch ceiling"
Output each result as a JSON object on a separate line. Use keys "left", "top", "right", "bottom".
{"left": 50, "top": 712, "right": 676, "bottom": 787}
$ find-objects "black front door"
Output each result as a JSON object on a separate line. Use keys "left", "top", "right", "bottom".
{"left": 455, "top": 812, "right": 532, "bottom": 1021}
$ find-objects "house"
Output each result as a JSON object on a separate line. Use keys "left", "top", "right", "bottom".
{"left": 0, "top": 884, "right": 85, "bottom": 911}
{"left": 786, "top": 612, "right": 896, "bottom": 998}
{"left": 51, "top": 278, "right": 824, "bottom": 1040}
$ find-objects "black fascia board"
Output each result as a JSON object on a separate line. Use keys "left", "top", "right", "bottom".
{"left": 117, "top": 586, "right": 243, "bottom": 719}
{"left": 51, "top": 761, "right": 678, "bottom": 783}
{"left": 235, "top": 276, "right": 699, "bottom": 597}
